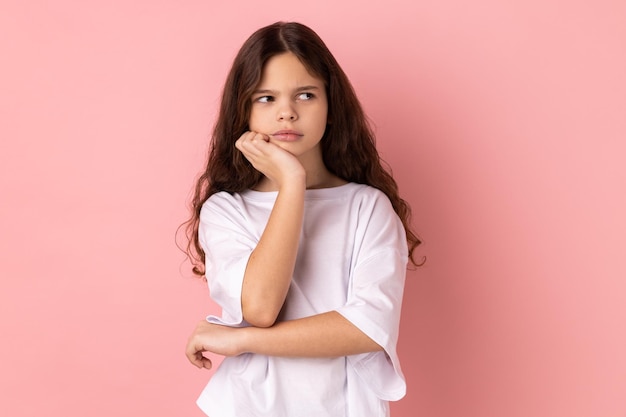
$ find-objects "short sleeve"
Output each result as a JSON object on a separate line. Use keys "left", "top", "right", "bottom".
{"left": 335, "top": 190, "right": 409, "bottom": 401}
{"left": 199, "top": 193, "right": 258, "bottom": 327}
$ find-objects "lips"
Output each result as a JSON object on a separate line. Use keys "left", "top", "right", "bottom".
{"left": 271, "top": 130, "right": 303, "bottom": 142}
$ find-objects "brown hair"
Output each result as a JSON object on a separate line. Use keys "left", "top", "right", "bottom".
{"left": 182, "top": 21, "right": 422, "bottom": 276}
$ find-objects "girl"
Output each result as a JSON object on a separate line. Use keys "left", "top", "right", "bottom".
{"left": 183, "top": 21, "right": 421, "bottom": 417}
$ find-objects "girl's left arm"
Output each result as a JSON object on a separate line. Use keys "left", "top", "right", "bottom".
{"left": 186, "top": 311, "right": 381, "bottom": 368}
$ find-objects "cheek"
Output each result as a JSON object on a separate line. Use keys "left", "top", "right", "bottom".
{"left": 247, "top": 109, "right": 264, "bottom": 130}
{"left": 318, "top": 101, "right": 329, "bottom": 124}
{"left": 316, "top": 108, "right": 329, "bottom": 129}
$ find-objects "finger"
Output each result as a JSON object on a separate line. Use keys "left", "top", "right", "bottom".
{"left": 200, "top": 356, "right": 213, "bottom": 370}
{"left": 185, "top": 335, "right": 205, "bottom": 368}
{"left": 194, "top": 351, "right": 213, "bottom": 370}
{"left": 235, "top": 131, "right": 266, "bottom": 144}
{"left": 236, "top": 132, "right": 263, "bottom": 156}
{"left": 187, "top": 346, "right": 212, "bottom": 369}
{"left": 186, "top": 345, "right": 202, "bottom": 368}
{"left": 237, "top": 137, "right": 274, "bottom": 164}
{"left": 245, "top": 131, "right": 269, "bottom": 142}
{"left": 235, "top": 131, "right": 252, "bottom": 152}
{"left": 237, "top": 132, "right": 269, "bottom": 149}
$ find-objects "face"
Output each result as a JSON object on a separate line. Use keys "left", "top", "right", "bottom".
{"left": 248, "top": 52, "right": 328, "bottom": 162}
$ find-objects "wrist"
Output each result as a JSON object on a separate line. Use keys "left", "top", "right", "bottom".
{"left": 239, "top": 325, "right": 259, "bottom": 355}
{"left": 278, "top": 173, "right": 306, "bottom": 191}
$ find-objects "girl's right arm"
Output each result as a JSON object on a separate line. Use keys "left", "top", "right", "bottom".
{"left": 235, "top": 131, "right": 306, "bottom": 328}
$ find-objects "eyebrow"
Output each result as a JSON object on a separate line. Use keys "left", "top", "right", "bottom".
{"left": 252, "top": 85, "right": 321, "bottom": 95}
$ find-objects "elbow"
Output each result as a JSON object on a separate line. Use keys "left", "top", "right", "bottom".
{"left": 247, "top": 317, "right": 276, "bottom": 328}
{"left": 242, "top": 305, "right": 279, "bottom": 328}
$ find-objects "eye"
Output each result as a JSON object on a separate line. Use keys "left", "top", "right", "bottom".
{"left": 255, "top": 96, "right": 274, "bottom": 103}
{"left": 296, "top": 92, "right": 314, "bottom": 101}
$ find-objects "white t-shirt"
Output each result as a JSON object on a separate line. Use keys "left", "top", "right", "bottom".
{"left": 196, "top": 182, "right": 408, "bottom": 417}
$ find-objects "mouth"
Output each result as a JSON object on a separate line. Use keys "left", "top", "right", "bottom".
{"left": 271, "top": 130, "right": 304, "bottom": 142}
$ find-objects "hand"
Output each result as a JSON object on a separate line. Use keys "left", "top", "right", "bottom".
{"left": 185, "top": 320, "right": 247, "bottom": 369}
{"left": 235, "top": 131, "right": 305, "bottom": 188}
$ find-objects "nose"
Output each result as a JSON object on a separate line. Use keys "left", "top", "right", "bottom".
{"left": 277, "top": 102, "right": 298, "bottom": 121}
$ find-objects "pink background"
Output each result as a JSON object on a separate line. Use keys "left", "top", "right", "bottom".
{"left": 1, "top": 1, "right": 625, "bottom": 416}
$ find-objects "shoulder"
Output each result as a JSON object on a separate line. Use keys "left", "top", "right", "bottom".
{"left": 347, "top": 183, "right": 396, "bottom": 215}
{"left": 347, "top": 184, "right": 408, "bottom": 263}
{"left": 204, "top": 190, "right": 240, "bottom": 205}
{"left": 304, "top": 183, "right": 393, "bottom": 215}
{"left": 197, "top": 192, "right": 255, "bottom": 248}
{"left": 343, "top": 183, "right": 404, "bottom": 237}
{"left": 325, "top": 182, "right": 388, "bottom": 202}
{"left": 199, "top": 191, "right": 247, "bottom": 222}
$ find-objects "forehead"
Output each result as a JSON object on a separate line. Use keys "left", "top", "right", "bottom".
{"left": 258, "top": 52, "right": 324, "bottom": 88}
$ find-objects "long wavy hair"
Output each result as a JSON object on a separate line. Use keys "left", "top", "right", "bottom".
{"left": 182, "top": 21, "right": 422, "bottom": 276}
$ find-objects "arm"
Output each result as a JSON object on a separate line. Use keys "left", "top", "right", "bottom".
{"left": 243, "top": 311, "right": 382, "bottom": 357}
{"left": 235, "top": 132, "right": 306, "bottom": 327}
{"left": 240, "top": 183, "right": 304, "bottom": 327}
{"left": 185, "top": 311, "right": 382, "bottom": 369}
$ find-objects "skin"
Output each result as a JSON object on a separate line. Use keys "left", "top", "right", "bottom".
{"left": 185, "top": 52, "right": 382, "bottom": 370}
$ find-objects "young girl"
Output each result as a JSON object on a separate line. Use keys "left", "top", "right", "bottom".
{"left": 183, "top": 21, "right": 421, "bottom": 417}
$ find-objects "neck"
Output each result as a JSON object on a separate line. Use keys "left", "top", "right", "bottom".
{"left": 254, "top": 146, "right": 346, "bottom": 191}
{"left": 298, "top": 145, "right": 346, "bottom": 189}
{"left": 305, "top": 168, "right": 343, "bottom": 189}
{"left": 254, "top": 167, "right": 345, "bottom": 191}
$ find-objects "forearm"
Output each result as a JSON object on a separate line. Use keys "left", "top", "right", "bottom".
{"left": 241, "top": 311, "right": 383, "bottom": 357}
{"left": 241, "top": 179, "right": 305, "bottom": 327}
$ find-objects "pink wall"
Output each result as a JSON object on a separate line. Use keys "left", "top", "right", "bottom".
{"left": 1, "top": 1, "right": 625, "bottom": 416}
